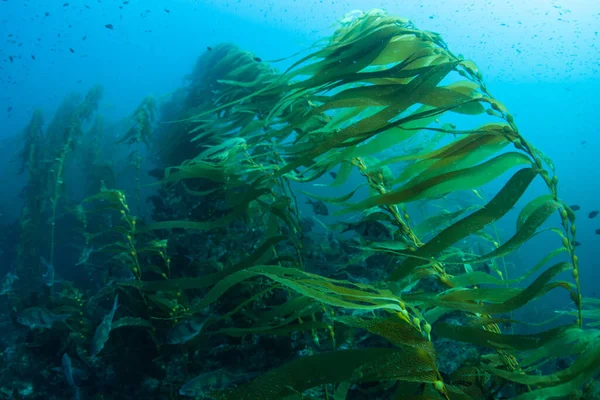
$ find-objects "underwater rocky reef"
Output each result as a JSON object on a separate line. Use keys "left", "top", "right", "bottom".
{"left": 1, "top": 8, "right": 599, "bottom": 400}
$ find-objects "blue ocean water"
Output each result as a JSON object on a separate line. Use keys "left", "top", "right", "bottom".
{"left": 1, "top": 1, "right": 599, "bottom": 398}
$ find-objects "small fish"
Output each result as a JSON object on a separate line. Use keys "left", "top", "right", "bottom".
{"left": 164, "top": 8, "right": 170, "bottom": 13}
{"left": 31, "top": 55, "right": 36, "bottom": 60}
{"left": 7, "top": 106, "right": 12, "bottom": 112}
{"left": 63, "top": 3, "right": 69, "bottom": 6}
{"left": 329, "top": 171, "right": 337, "bottom": 179}
{"left": 41, "top": 257, "right": 55, "bottom": 287}
{"left": 252, "top": 56, "right": 262, "bottom": 62}
{"left": 167, "top": 317, "right": 210, "bottom": 344}
{"left": 82, "top": 36, "right": 87, "bottom": 41}
{"left": 206, "top": 46, "right": 212, "bottom": 51}
{"left": 573, "top": 241, "right": 581, "bottom": 247}
{"left": 105, "top": 24, "right": 114, "bottom": 30}
{"left": 483, "top": 263, "right": 492, "bottom": 275}
{"left": 179, "top": 369, "right": 258, "bottom": 397}
{"left": 90, "top": 295, "right": 119, "bottom": 357}
{"left": 595, "top": 228, "right": 600, "bottom": 235}
{"left": 76, "top": 246, "right": 94, "bottom": 266}
{"left": 569, "top": 204, "right": 581, "bottom": 211}
{"left": 69, "top": 48, "right": 75, "bottom": 53}
{"left": 305, "top": 198, "right": 328, "bottom": 216}
{"left": 17, "top": 307, "right": 70, "bottom": 329}
{"left": 9, "top": 56, "right": 13, "bottom": 63}
{"left": 62, "top": 353, "right": 81, "bottom": 400}
{"left": 589, "top": 210, "right": 599, "bottom": 219}
{"left": 0, "top": 271, "right": 18, "bottom": 295}
{"left": 341, "top": 220, "right": 393, "bottom": 242}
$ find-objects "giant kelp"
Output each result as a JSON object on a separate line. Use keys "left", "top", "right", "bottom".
{"left": 6, "top": 8, "right": 599, "bottom": 400}
{"left": 141, "top": 9, "right": 591, "bottom": 398}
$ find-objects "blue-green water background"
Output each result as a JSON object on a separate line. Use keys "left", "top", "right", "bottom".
{"left": 0, "top": 1, "right": 598, "bottom": 310}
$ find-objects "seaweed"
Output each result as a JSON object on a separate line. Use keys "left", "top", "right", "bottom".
{"left": 5, "top": 7, "right": 598, "bottom": 400}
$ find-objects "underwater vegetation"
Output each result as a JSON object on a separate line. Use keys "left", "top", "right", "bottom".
{"left": 1, "top": 8, "right": 599, "bottom": 400}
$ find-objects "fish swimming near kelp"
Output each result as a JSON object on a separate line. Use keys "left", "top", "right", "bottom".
{"left": 17, "top": 307, "right": 70, "bottom": 329}
{"left": 41, "top": 257, "right": 55, "bottom": 287}
{"left": 90, "top": 295, "right": 119, "bottom": 357}
{"left": 589, "top": 210, "right": 599, "bottom": 219}
{"left": 340, "top": 220, "right": 393, "bottom": 242}
{"left": 179, "top": 369, "right": 259, "bottom": 397}
{"left": 0, "top": 270, "right": 18, "bottom": 295}
{"left": 62, "top": 353, "right": 81, "bottom": 400}
{"left": 166, "top": 316, "right": 211, "bottom": 344}
{"left": 306, "top": 198, "right": 329, "bottom": 216}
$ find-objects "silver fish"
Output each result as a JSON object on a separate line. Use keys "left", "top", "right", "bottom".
{"left": 179, "top": 369, "right": 257, "bottom": 397}
{"left": 90, "top": 295, "right": 118, "bottom": 357}
{"left": 41, "top": 257, "right": 55, "bottom": 287}
{"left": 166, "top": 317, "right": 210, "bottom": 344}
{"left": 0, "top": 271, "right": 18, "bottom": 295}
{"left": 62, "top": 353, "right": 81, "bottom": 400}
{"left": 76, "top": 246, "right": 94, "bottom": 266}
{"left": 17, "top": 307, "right": 69, "bottom": 329}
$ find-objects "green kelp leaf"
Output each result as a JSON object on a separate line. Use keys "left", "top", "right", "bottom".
{"left": 339, "top": 105, "right": 439, "bottom": 162}
{"left": 390, "top": 168, "right": 538, "bottom": 281}
{"left": 448, "top": 198, "right": 561, "bottom": 266}
{"left": 343, "top": 152, "right": 531, "bottom": 213}
{"left": 405, "top": 262, "right": 573, "bottom": 315}
{"left": 357, "top": 241, "right": 409, "bottom": 254}
{"left": 280, "top": 61, "right": 459, "bottom": 167}
{"left": 434, "top": 323, "right": 574, "bottom": 352}
{"left": 210, "top": 348, "right": 439, "bottom": 400}
{"left": 188, "top": 265, "right": 405, "bottom": 316}
{"left": 147, "top": 294, "right": 179, "bottom": 315}
{"left": 483, "top": 335, "right": 600, "bottom": 398}
{"left": 377, "top": 130, "right": 507, "bottom": 170}
{"left": 112, "top": 317, "right": 153, "bottom": 330}
{"left": 121, "top": 236, "right": 286, "bottom": 292}
{"left": 83, "top": 189, "right": 126, "bottom": 205}
{"left": 333, "top": 381, "right": 352, "bottom": 400}
{"left": 257, "top": 296, "right": 319, "bottom": 323}
{"left": 335, "top": 315, "right": 434, "bottom": 356}
{"left": 419, "top": 87, "right": 485, "bottom": 115}
{"left": 215, "top": 320, "right": 330, "bottom": 338}
{"left": 287, "top": 24, "right": 401, "bottom": 84}
{"left": 402, "top": 135, "right": 511, "bottom": 186}
{"left": 138, "top": 214, "right": 239, "bottom": 232}
{"left": 161, "top": 157, "right": 236, "bottom": 185}
{"left": 518, "top": 328, "right": 600, "bottom": 369}
{"left": 412, "top": 207, "right": 478, "bottom": 237}
{"left": 138, "top": 186, "right": 273, "bottom": 233}
{"left": 371, "top": 34, "right": 435, "bottom": 65}
{"left": 450, "top": 247, "right": 566, "bottom": 288}
{"left": 517, "top": 194, "right": 555, "bottom": 231}
{"left": 301, "top": 184, "right": 364, "bottom": 204}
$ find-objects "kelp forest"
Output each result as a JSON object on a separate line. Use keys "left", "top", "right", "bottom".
{"left": 2, "top": 9, "right": 599, "bottom": 400}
